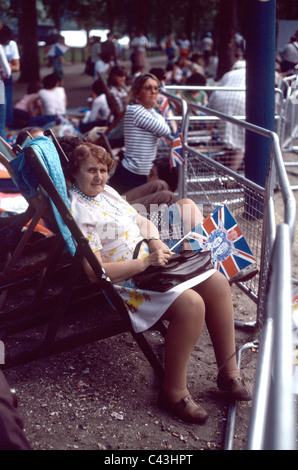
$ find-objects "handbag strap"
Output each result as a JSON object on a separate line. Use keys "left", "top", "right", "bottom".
{"left": 133, "top": 239, "right": 148, "bottom": 259}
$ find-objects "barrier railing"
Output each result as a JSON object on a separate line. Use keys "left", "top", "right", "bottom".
{"left": 277, "top": 74, "right": 298, "bottom": 191}
{"left": 246, "top": 223, "right": 296, "bottom": 450}
{"left": 180, "top": 102, "right": 296, "bottom": 449}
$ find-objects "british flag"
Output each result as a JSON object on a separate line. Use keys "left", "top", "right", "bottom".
{"left": 170, "top": 131, "right": 184, "bottom": 168}
{"left": 157, "top": 94, "right": 170, "bottom": 117}
{"left": 187, "top": 203, "right": 257, "bottom": 280}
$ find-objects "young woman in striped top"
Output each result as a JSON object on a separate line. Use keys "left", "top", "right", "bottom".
{"left": 109, "top": 73, "right": 173, "bottom": 194}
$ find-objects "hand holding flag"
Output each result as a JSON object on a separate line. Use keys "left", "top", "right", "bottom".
{"left": 171, "top": 201, "right": 257, "bottom": 281}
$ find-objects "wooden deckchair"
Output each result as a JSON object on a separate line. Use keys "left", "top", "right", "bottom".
{"left": 0, "top": 138, "right": 68, "bottom": 313}
{"left": 1, "top": 137, "right": 165, "bottom": 377}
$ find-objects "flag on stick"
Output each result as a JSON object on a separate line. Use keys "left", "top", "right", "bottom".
{"left": 171, "top": 202, "right": 257, "bottom": 280}
{"left": 170, "top": 131, "right": 184, "bottom": 168}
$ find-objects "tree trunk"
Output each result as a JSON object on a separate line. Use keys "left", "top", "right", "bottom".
{"left": 217, "top": 0, "right": 237, "bottom": 80}
{"left": 18, "top": 0, "right": 40, "bottom": 83}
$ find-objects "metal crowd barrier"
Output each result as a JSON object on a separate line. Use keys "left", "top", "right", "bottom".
{"left": 180, "top": 102, "right": 296, "bottom": 449}
{"left": 247, "top": 223, "right": 296, "bottom": 450}
{"left": 277, "top": 74, "right": 298, "bottom": 191}
{"left": 278, "top": 74, "right": 298, "bottom": 154}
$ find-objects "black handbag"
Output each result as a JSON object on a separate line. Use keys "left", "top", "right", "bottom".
{"left": 132, "top": 240, "right": 214, "bottom": 292}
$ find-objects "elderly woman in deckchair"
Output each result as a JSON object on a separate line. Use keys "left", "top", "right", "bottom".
{"left": 65, "top": 141, "right": 251, "bottom": 424}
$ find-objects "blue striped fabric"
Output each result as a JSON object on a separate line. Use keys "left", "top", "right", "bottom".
{"left": 122, "top": 104, "right": 172, "bottom": 175}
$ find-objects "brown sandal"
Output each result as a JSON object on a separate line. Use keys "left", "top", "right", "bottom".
{"left": 158, "top": 391, "right": 209, "bottom": 424}
{"left": 217, "top": 374, "right": 252, "bottom": 401}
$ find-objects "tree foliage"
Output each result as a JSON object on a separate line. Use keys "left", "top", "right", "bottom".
{"left": 1, "top": 0, "right": 298, "bottom": 83}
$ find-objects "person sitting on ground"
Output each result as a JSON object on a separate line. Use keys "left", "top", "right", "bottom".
{"left": 65, "top": 141, "right": 251, "bottom": 424}
{"left": 108, "top": 73, "right": 173, "bottom": 194}
{"left": 147, "top": 153, "right": 179, "bottom": 193}
{"left": 94, "top": 53, "right": 115, "bottom": 82}
{"left": 177, "top": 72, "right": 208, "bottom": 107}
{"left": 79, "top": 79, "right": 111, "bottom": 134}
{"left": 13, "top": 82, "right": 42, "bottom": 129}
{"left": 189, "top": 52, "right": 205, "bottom": 76}
{"left": 28, "top": 73, "right": 67, "bottom": 129}
{"left": 171, "top": 56, "right": 192, "bottom": 84}
{"left": 14, "top": 126, "right": 43, "bottom": 149}
{"left": 107, "top": 65, "right": 128, "bottom": 114}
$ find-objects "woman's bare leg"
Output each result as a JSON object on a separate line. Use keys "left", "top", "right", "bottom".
{"left": 194, "top": 271, "right": 239, "bottom": 379}
{"left": 176, "top": 198, "right": 203, "bottom": 234}
{"left": 161, "top": 289, "right": 205, "bottom": 402}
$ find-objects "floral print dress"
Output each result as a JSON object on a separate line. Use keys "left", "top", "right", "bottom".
{"left": 68, "top": 184, "right": 215, "bottom": 333}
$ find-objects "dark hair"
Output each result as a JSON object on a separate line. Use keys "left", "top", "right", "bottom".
{"left": 128, "top": 73, "right": 160, "bottom": 104}
{"left": 67, "top": 142, "right": 115, "bottom": 179}
{"left": 27, "top": 81, "right": 41, "bottom": 94}
{"left": 186, "top": 72, "right": 206, "bottom": 86}
{"left": 15, "top": 127, "right": 43, "bottom": 146}
{"left": 42, "top": 73, "right": 61, "bottom": 89}
{"left": 58, "top": 135, "right": 86, "bottom": 159}
{"left": 149, "top": 67, "right": 166, "bottom": 81}
{"left": 107, "top": 66, "right": 127, "bottom": 86}
{"left": 190, "top": 52, "right": 203, "bottom": 62}
{"left": 92, "top": 79, "right": 106, "bottom": 96}
{"left": 0, "top": 24, "right": 14, "bottom": 45}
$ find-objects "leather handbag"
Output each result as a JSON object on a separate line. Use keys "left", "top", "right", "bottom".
{"left": 133, "top": 240, "right": 214, "bottom": 292}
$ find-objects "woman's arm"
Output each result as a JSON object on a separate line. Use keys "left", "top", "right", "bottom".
{"left": 136, "top": 212, "right": 173, "bottom": 252}
{"left": 9, "top": 58, "right": 20, "bottom": 73}
{"left": 83, "top": 213, "right": 171, "bottom": 284}
{"left": 27, "top": 93, "right": 44, "bottom": 116}
{"left": 134, "top": 105, "right": 172, "bottom": 138}
{"left": 84, "top": 245, "right": 171, "bottom": 284}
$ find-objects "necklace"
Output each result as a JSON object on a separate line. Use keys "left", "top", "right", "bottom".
{"left": 70, "top": 183, "right": 96, "bottom": 202}
{"left": 70, "top": 184, "right": 121, "bottom": 213}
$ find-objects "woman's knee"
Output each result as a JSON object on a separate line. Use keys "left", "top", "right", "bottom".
{"left": 210, "top": 271, "right": 230, "bottom": 291}
{"left": 164, "top": 289, "right": 205, "bottom": 323}
{"left": 150, "top": 179, "right": 171, "bottom": 192}
{"left": 196, "top": 271, "right": 231, "bottom": 300}
{"left": 176, "top": 198, "right": 204, "bottom": 228}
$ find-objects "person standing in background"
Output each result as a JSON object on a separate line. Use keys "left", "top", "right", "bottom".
{"left": 0, "top": 24, "right": 20, "bottom": 129}
{"left": 178, "top": 33, "right": 191, "bottom": 59}
{"left": 0, "top": 41, "right": 11, "bottom": 139}
{"left": 280, "top": 30, "right": 298, "bottom": 74}
{"left": 201, "top": 32, "right": 214, "bottom": 64}
{"left": 130, "top": 30, "right": 149, "bottom": 74}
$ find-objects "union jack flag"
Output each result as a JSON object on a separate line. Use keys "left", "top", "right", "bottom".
{"left": 157, "top": 94, "right": 170, "bottom": 117}
{"left": 187, "top": 203, "right": 257, "bottom": 280}
{"left": 170, "top": 131, "right": 184, "bottom": 168}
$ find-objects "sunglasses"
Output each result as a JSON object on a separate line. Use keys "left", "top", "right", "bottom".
{"left": 141, "top": 85, "right": 160, "bottom": 92}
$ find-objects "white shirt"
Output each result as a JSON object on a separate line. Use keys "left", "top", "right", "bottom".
{"left": 0, "top": 44, "right": 11, "bottom": 85}
{"left": 94, "top": 59, "right": 111, "bottom": 80}
{"left": 89, "top": 93, "right": 110, "bottom": 121}
{"left": 4, "top": 40, "right": 20, "bottom": 62}
{"left": 39, "top": 87, "right": 66, "bottom": 115}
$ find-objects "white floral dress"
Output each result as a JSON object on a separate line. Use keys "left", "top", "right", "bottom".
{"left": 68, "top": 184, "right": 215, "bottom": 333}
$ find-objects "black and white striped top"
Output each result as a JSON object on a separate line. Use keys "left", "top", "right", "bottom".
{"left": 122, "top": 104, "right": 172, "bottom": 175}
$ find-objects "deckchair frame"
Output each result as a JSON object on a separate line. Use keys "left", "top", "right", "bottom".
{"left": 0, "top": 143, "right": 165, "bottom": 378}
